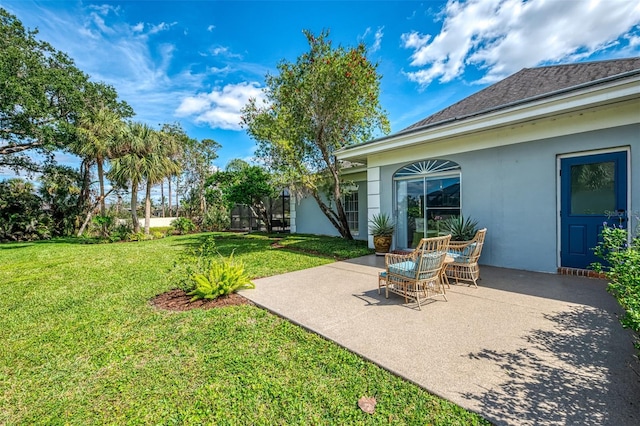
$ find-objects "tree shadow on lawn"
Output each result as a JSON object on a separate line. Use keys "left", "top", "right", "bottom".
{"left": 462, "top": 305, "right": 640, "bottom": 426}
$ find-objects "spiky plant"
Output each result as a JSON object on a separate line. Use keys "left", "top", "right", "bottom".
{"left": 369, "top": 213, "right": 395, "bottom": 237}
{"left": 440, "top": 215, "right": 479, "bottom": 241}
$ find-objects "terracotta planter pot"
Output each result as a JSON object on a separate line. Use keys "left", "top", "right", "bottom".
{"left": 373, "top": 235, "right": 392, "bottom": 255}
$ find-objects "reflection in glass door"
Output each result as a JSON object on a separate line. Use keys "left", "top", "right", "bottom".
{"left": 395, "top": 175, "right": 461, "bottom": 249}
{"left": 395, "top": 178, "right": 424, "bottom": 248}
{"left": 426, "top": 177, "right": 461, "bottom": 237}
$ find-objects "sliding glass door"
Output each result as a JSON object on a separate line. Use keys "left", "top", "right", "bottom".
{"left": 394, "top": 160, "right": 461, "bottom": 249}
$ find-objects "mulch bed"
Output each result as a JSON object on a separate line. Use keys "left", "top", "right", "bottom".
{"left": 150, "top": 288, "right": 254, "bottom": 311}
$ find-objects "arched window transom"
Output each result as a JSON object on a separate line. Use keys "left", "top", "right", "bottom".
{"left": 394, "top": 159, "right": 460, "bottom": 178}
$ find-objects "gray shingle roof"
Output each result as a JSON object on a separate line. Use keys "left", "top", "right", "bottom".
{"left": 402, "top": 57, "right": 640, "bottom": 133}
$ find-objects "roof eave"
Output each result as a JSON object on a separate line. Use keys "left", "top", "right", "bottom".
{"left": 336, "top": 73, "right": 640, "bottom": 163}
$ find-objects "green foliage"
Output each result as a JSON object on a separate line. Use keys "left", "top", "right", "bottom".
{"left": 0, "top": 8, "right": 130, "bottom": 173}
{"left": 168, "top": 235, "right": 218, "bottom": 290}
{"left": 440, "top": 215, "right": 479, "bottom": 241}
{"left": 207, "top": 161, "right": 276, "bottom": 231}
{"left": 201, "top": 207, "right": 230, "bottom": 231}
{"left": 125, "top": 231, "right": 148, "bottom": 242}
{"left": 0, "top": 178, "right": 51, "bottom": 241}
{"left": 592, "top": 224, "right": 640, "bottom": 349}
{"left": 113, "top": 219, "right": 134, "bottom": 239}
{"left": 187, "top": 254, "right": 255, "bottom": 301}
{"left": 171, "top": 217, "right": 196, "bottom": 235}
{"left": 38, "top": 165, "right": 83, "bottom": 236}
{"left": 369, "top": 212, "right": 395, "bottom": 237}
{"left": 92, "top": 214, "right": 114, "bottom": 228}
{"left": 241, "top": 29, "right": 389, "bottom": 239}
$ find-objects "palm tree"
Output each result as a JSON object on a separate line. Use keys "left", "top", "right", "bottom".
{"left": 108, "top": 122, "right": 154, "bottom": 233}
{"left": 141, "top": 147, "right": 180, "bottom": 235}
{"left": 73, "top": 107, "right": 125, "bottom": 233}
{"left": 109, "top": 122, "right": 182, "bottom": 235}
{"left": 145, "top": 130, "right": 181, "bottom": 233}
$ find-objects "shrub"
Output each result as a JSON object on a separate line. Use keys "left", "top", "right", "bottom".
{"left": 151, "top": 231, "right": 165, "bottom": 240}
{"left": 592, "top": 224, "right": 640, "bottom": 349}
{"left": 168, "top": 235, "right": 218, "bottom": 291}
{"left": 201, "top": 208, "right": 230, "bottom": 231}
{"left": 440, "top": 215, "right": 479, "bottom": 241}
{"left": 125, "top": 231, "right": 147, "bottom": 242}
{"left": 171, "top": 217, "right": 196, "bottom": 235}
{"left": 0, "top": 179, "right": 52, "bottom": 242}
{"left": 187, "top": 254, "right": 255, "bottom": 301}
{"left": 149, "top": 226, "right": 172, "bottom": 235}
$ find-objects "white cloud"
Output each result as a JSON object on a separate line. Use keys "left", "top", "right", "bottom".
{"left": 207, "top": 24, "right": 216, "bottom": 32}
{"left": 361, "top": 27, "right": 385, "bottom": 53}
{"left": 402, "top": 0, "right": 640, "bottom": 86}
{"left": 175, "top": 82, "right": 265, "bottom": 130}
{"left": 131, "top": 22, "right": 144, "bottom": 33}
{"left": 148, "top": 22, "right": 176, "bottom": 35}
{"left": 372, "top": 27, "right": 384, "bottom": 52}
{"left": 210, "top": 46, "right": 243, "bottom": 59}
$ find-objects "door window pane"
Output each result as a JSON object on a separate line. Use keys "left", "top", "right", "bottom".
{"left": 570, "top": 162, "right": 615, "bottom": 215}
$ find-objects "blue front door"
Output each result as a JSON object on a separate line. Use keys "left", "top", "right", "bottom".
{"left": 560, "top": 151, "right": 628, "bottom": 269}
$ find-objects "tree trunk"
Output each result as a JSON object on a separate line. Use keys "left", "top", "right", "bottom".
{"left": 77, "top": 189, "right": 114, "bottom": 237}
{"left": 168, "top": 177, "right": 172, "bottom": 216}
{"left": 160, "top": 181, "right": 165, "bottom": 217}
{"left": 249, "top": 203, "right": 272, "bottom": 233}
{"left": 144, "top": 180, "right": 152, "bottom": 235}
{"left": 309, "top": 190, "right": 353, "bottom": 240}
{"left": 175, "top": 177, "right": 179, "bottom": 217}
{"left": 77, "top": 159, "right": 92, "bottom": 214}
{"left": 131, "top": 182, "right": 140, "bottom": 233}
{"left": 96, "top": 159, "right": 107, "bottom": 236}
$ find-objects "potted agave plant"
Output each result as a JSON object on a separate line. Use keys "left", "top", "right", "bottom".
{"left": 369, "top": 212, "right": 395, "bottom": 255}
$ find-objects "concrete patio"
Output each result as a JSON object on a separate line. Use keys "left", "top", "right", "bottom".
{"left": 240, "top": 255, "right": 640, "bottom": 425}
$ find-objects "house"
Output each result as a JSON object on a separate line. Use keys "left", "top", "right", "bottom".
{"left": 291, "top": 57, "right": 640, "bottom": 274}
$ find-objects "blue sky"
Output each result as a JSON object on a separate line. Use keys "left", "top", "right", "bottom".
{"left": 2, "top": 0, "right": 639, "bottom": 178}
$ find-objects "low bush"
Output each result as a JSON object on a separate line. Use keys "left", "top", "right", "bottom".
{"left": 149, "top": 226, "right": 172, "bottom": 235}
{"left": 592, "top": 224, "right": 640, "bottom": 349}
{"left": 125, "top": 231, "right": 148, "bottom": 242}
{"left": 171, "top": 217, "right": 196, "bottom": 234}
{"left": 187, "top": 254, "right": 255, "bottom": 301}
{"left": 168, "top": 235, "right": 218, "bottom": 291}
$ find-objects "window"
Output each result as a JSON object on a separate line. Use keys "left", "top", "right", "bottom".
{"left": 394, "top": 160, "right": 461, "bottom": 248}
{"left": 343, "top": 191, "right": 359, "bottom": 236}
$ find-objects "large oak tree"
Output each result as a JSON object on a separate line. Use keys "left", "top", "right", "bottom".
{"left": 0, "top": 8, "right": 130, "bottom": 173}
{"left": 242, "top": 30, "right": 389, "bottom": 239}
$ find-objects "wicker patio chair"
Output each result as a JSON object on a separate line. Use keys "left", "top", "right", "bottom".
{"left": 378, "top": 234, "right": 451, "bottom": 310}
{"left": 445, "top": 228, "right": 487, "bottom": 288}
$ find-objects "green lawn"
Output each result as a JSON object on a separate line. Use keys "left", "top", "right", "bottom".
{"left": 0, "top": 233, "right": 489, "bottom": 425}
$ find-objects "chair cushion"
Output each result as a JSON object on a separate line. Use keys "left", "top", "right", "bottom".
{"left": 417, "top": 252, "right": 445, "bottom": 279}
{"left": 388, "top": 252, "right": 445, "bottom": 279}
{"left": 448, "top": 243, "right": 477, "bottom": 263}
{"left": 462, "top": 242, "right": 477, "bottom": 257}
{"left": 388, "top": 260, "right": 416, "bottom": 279}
